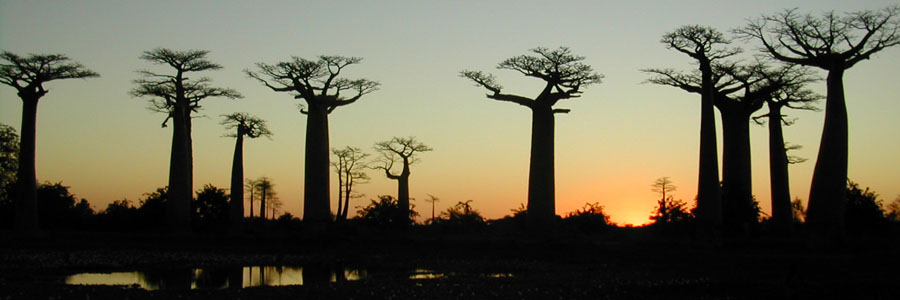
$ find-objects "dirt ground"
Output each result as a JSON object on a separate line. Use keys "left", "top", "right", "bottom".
{"left": 0, "top": 230, "right": 898, "bottom": 299}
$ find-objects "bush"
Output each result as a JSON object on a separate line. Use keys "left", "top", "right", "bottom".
{"left": 432, "top": 200, "right": 486, "bottom": 233}
{"left": 562, "top": 202, "right": 611, "bottom": 234}
{"left": 355, "top": 195, "right": 418, "bottom": 228}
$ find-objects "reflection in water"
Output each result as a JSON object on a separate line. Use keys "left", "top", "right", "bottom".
{"left": 65, "top": 266, "right": 368, "bottom": 290}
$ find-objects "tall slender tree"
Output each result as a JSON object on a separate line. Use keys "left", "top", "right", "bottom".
{"left": 132, "top": 48, "right": 241, "bottom": 230}
{"left": 331, "top": 146, "right": 370, "bottom": 221}
{"left": 245, "top": 178, "right": 258, "bottom": 218}
{"left": 247, "top": 56, "right": 378, "bottom": 223}
{"left": 461, "top": 47, "right": 602, "bottom": 224}
{"left": 752, "top": 80, "right": 821, "bottom": 233}
{"left": 0, "top": 52, "right": 98, "bottom": 232}
{"left": 642, "top": 27, "right": 739, "bottom": 232}
{"left": 425, "top": 194, "right": 440, "bottom": 224}
{"left": 374, "top": 137, "right": 432, "bottom": 226}
{"left": 736, "top": 6, "right": 900, "bottom": 236}
{"left": 221, "top": 113, "right": 272, "bottom": 227}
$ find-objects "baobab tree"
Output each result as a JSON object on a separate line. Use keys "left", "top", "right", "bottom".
{"left": 461, "top": 47, "right": 602, "bottom": 223}
{"left": 245, "top": 178, "right": 258, "bottom": 218}
{"left": 331, "top": 146, "right": 370, "bottom": 221}
{"left": 221, "top": 113, "right": 272, "bottom": 227}
{"left": 752, "top": 81, "right": 820, "bottom": 233}
{"left": 254, "top": 177, "right": 275, "bottom": 220}
{"left": 374, "top": 137, "right": 432, "bottom": 226}
{"left": 132, "top": 48, "right": 241, "bottom": 231}
{"left": 0, "top": 52, "right": 98, "bottom": 231}
{"left": 643, "top": 26, "right": 739, "bottom": 231}
{"left": 247, "top": 56, "right": 379, "bottom": 222}
{"left": 425, "top": 194, "right": 440, "bottom": 224}
{"left": 736, "top": 6, "right": 900, "bottom": 235}
{"left": 646, "top": 60, "right": 810, "bottom": 233}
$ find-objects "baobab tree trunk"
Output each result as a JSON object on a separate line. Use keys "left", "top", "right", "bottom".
{"left": 767, "top": 103, "right": 793, "bottom": 233}
{"left": 165, "top": 103, "right": 192, "bottom": 230}
{"left": 527, "top": 107, "right": 556, "bottom": 223}
{"left": 719, "top": 108, "right": 755, "bottom": 234}
{"left": 398, "top": 174, "right": 410, "bottom": 224}
{"left": 14, "top": 98, "right": 39, "bottom": 232}
{"left": 303, "top": 104, "right": 331, "bottom": 222}
{"left": 260, "top": 187, "right": 267, "bottom": 220}
{"left": 249, "top": 185, "right": 254, "bottom": 218}
{"left": 229, "top": 134, "right": 244, "bottom": 228}
{"left": 696, "top": 62, "right": 722, "bottom": 231}
{"left": 807, "top": 68, "right": 848, "bottom": 237}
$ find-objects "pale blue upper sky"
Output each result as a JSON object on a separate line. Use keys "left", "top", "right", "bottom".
{"left": 1, "top": 0, "right": 898, "bottom": 224}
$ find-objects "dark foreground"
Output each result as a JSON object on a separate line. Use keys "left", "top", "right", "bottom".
{"left": 1, "top": 230, "right": 898, "bottom": 299}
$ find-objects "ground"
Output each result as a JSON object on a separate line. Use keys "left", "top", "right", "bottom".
{"left": 0, "top": 229, "right": 897, "bottom": 299}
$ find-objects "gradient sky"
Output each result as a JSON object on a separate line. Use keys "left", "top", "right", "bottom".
{"left": 1, "top": 0, "right": 898, "bottom": 225}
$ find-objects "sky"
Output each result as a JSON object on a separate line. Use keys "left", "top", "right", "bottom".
{"left": 1, "top": 0, "right": 898, "bottom": 226}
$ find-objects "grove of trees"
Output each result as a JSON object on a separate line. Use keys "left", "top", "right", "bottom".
{"left": 2, "top": 6, "right": 899, "bottom": 239}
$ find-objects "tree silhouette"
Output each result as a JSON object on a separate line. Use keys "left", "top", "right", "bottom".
{"left": 461, "top": 47, "right": 602, "bottom": 224}
{"left": 374, "top": 137, "right": 432, "bottom": 226}
{"left": 0, "top": 52, "right": 99, "bottom": 232}
{"left": 643, "top": 26, "right": 738, "bottom": 232}
{"left": 193, "top": 184, "right": 229, "bottom": 228}
{"left": 714, "top": 63, "right": 814, "bottom": 233}
{"left": 649, "top": 177, "right": 691, "bottom": 227}
{"left": 254, "top": 177, "right": 275, "bottom": 220}
{"left": 331, "top": 146, "right": 370, "bottom": 221}
{"left": 245, "top": 178, "right": 258, "bottom": 218}
{"left": 132, "top": 48, "right": 241, "bottom": 231}
{"left": 247, "top": 56, "right": 379, "bottom": 223}
{"left": 425, "top": 194, "right": 440, "bottom": 224}
{"left": 221, "top": 113, "right": 271, "bottom": 227}
{"left": 736, "top": 6, "right": 900, "bottom": 236}
{"left": 752, "top": 79, "right": 821, "bottom": 233}
{"left": 647, "top": 60, "right": 812, "bottom": 233}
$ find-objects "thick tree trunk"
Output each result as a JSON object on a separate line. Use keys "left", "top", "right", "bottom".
{"left": 398, "top": 173, "right": 410, "bottom": 225}
{"left": 807, "top": 68, "right": 848, "bottom": 237}
{"left": 303, "top": 104, "right": 331, "bottom": 222}
{"left": 165, "top": 103, "right": 192, "bottom": 230}
{"left": 696, "top": 62, "right": 722, "bottom": 231}
{"left": 14, "top": 98, "right": 39, "bottom": 232}
{"left": 229, "top": 134, "right": 244, "bottom": 228}
{"left": 719, "top": 107, "right": 755, "bottom": 234}
{"left": 767, "top": 103, "right": 793, "bottom": 233}
{"left": 527, "top": 107, "right": 556, "bottom": 223}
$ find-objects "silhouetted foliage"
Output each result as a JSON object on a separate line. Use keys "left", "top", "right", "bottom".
{"left": 35, "top": 182, "right": 93, "bottom": 229}
{"left": 254, "top": 177, "right": 276, "bottom": 220}
{"left": 95, "top": 199, "right": 140, "bottom": 230}
{"left": 562, "top": 202, "right": 612, "bottom": 234}
{"left": 737, "top": 6, "right": 900, "bottom": 237}
{"left": 132, "top": 48, "right": 241, "bottom": 231}
{"left": 374, "top": 137, "right": 431, "bottom": 227}
{"left": 461, "top": 47, "right": 602, "bottom": 225}
{"left": 887, "top": 196, "right": 900, "bottom": 223}
{"left": 844, "top": 181, "right": 888, "bottom": 235}
{"left": 1, "top": 51, "right": 99, "bottom": 232}
{"left": 0, "top": 124, "right": 17, "bottom": 228}
{"left": 137, "top": 187, "right": 169, "bottom": 227}
{"left": 356, "top": 195, "right": 418, "bottom": 228}
{"left": 247, "top": 55, "right": 379, "bottom": 223}
{"left": 432, "top": 200, "right": 486, "bottom": 233}
{"left": 193, "top": 184, "right": 229, "bottom": 230}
